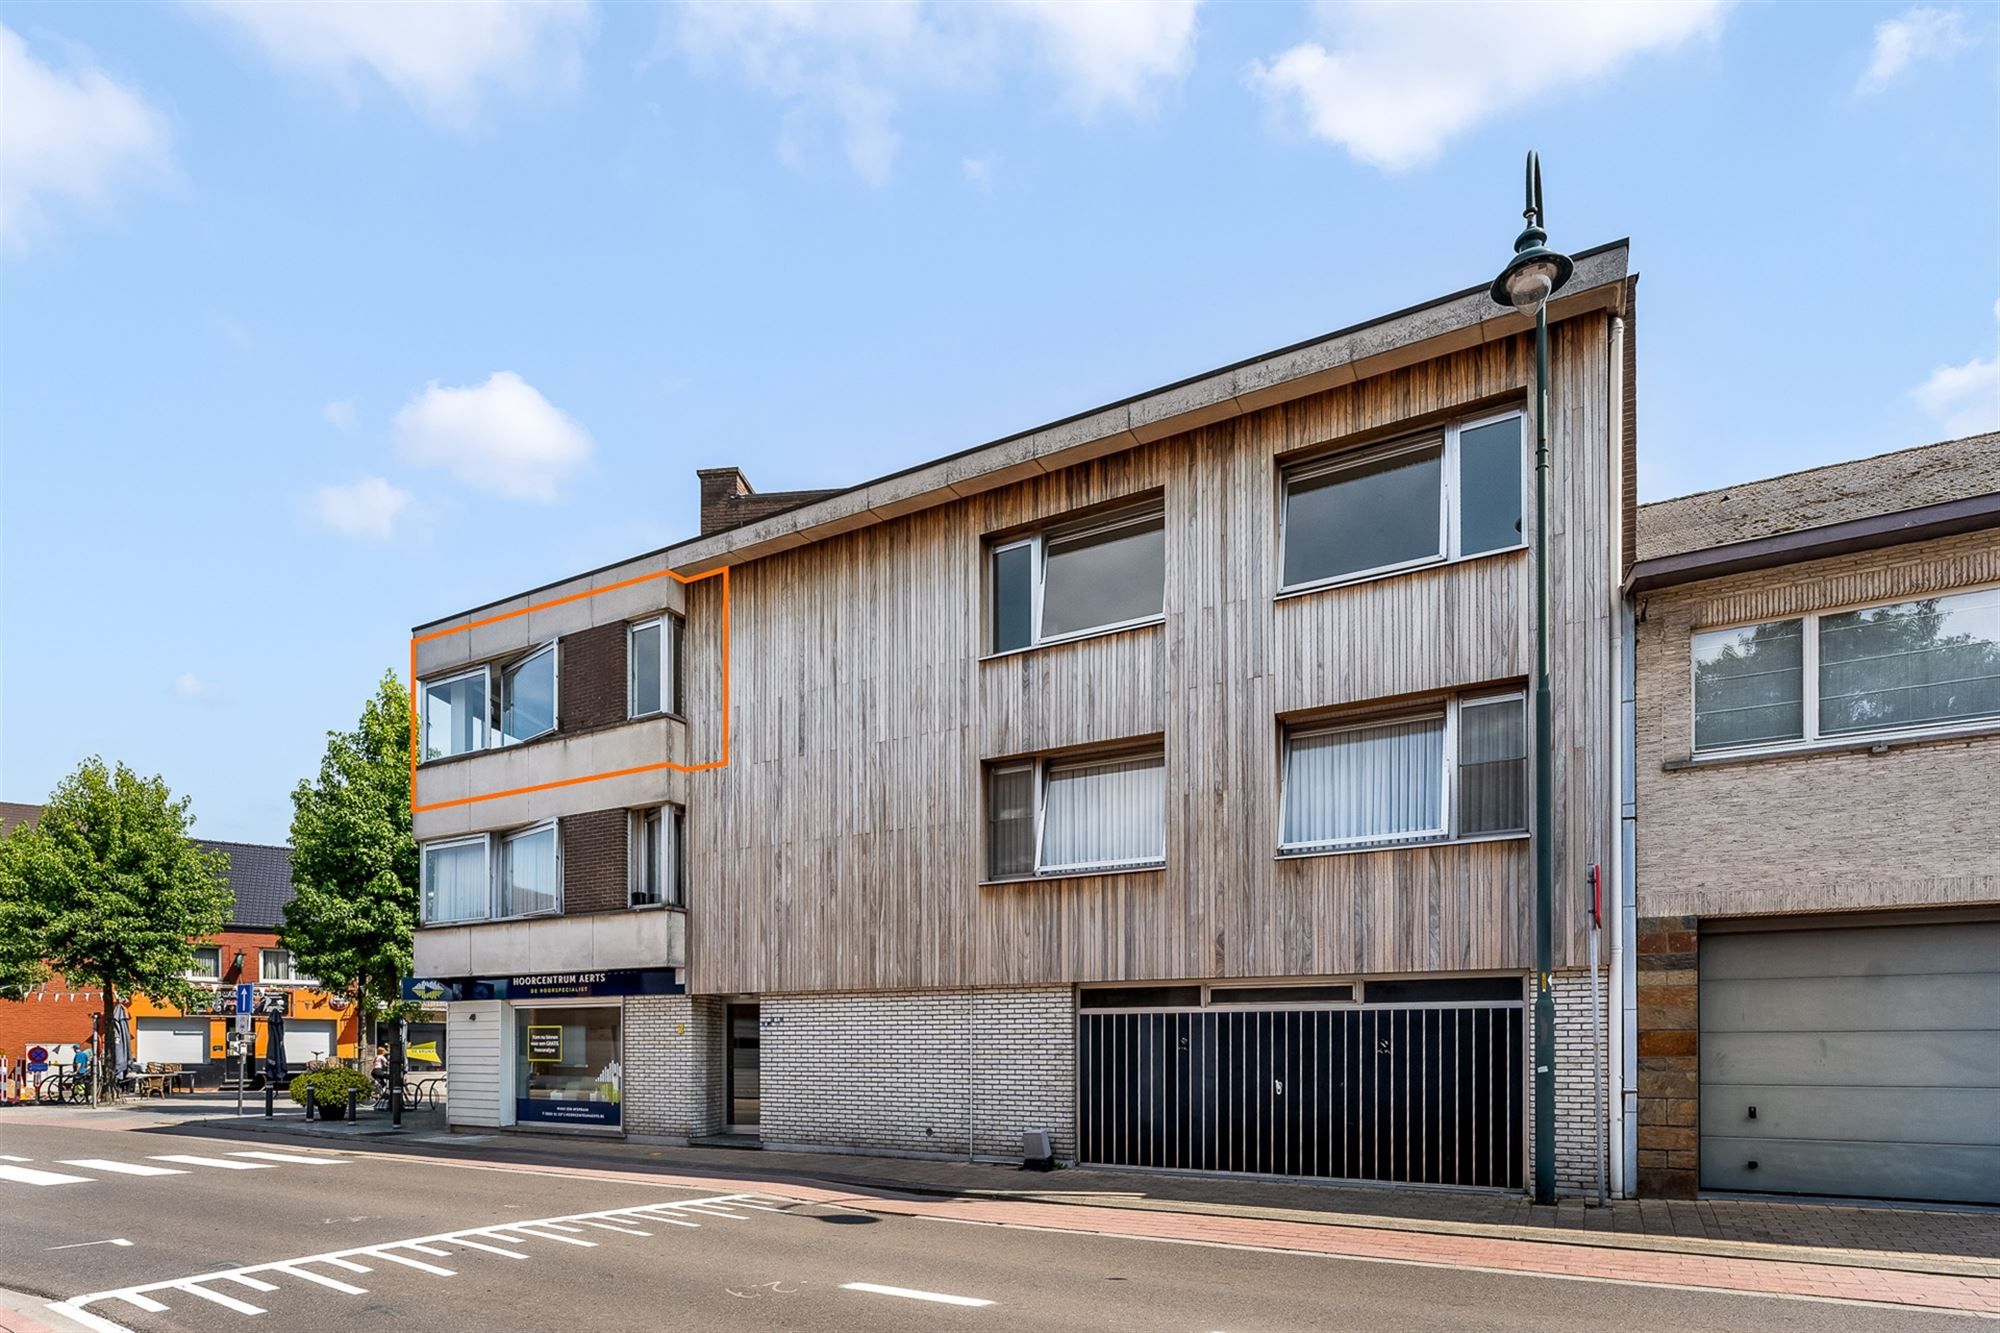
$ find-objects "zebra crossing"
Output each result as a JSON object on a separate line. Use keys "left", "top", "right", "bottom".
{"left": 0, "top": 1149, "right": 345, "bottom": 1187}
{"left": 47, "top": 1192, "right": 795, "bottom": 1333}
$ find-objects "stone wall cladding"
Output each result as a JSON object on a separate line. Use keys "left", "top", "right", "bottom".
{"left": 1634, "top": 528, "right": 2000, "bottom": 921}
{"left": 559, "top": 808, "right": 628, "bottom": 915}
{"left": 1634, "top": 916, "right": 1699, "bottom": 1199}
{"left": 761, "top": 987, "right": 1074, "bottom": 1162}
{"left": 623, "top": 994, "right": 725, "bottom": 1140}
{"left": 559, "top": 622, "right": 628, "bottom": 735}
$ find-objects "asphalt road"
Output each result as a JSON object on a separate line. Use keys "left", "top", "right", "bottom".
{"left": 0, "top": 1119, "right": 1973, "bottom": 1332}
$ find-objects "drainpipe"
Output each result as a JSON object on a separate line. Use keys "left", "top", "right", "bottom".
{"left": 1620, "top": 596, "right": 1640, "bottom": 1194}
{"left": 1605, "top": 312, "right": 1629, "bottom": 1198}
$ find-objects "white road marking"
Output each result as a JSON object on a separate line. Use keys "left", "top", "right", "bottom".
{"left": 0, "top": 1154, "right": 32, "bottom": 1161}
{"left": 46, "top": 1192, "right": 762, "bottom": 1332}
{"left": 176, "top": 1282, "right": 265, "bottom": 1316}
{"left": 0, "top": 1164, "right": 92, "bottom": 1186}
{"left": 842, "top": 1282, "right": 995, "bottom": 1308}
{"left": 402, "top": 1243, "right": 452, "bottom": 1256}
{"left": 148, "top": 1154, "right": 275, "bottom": 1170}
{"left": 274, "top": 1265, "right": 367, "bottom": 1295}
{"left": 537, "top": 1222, "right": 586, "bottom": 1233}
{"left": 223, "top": 1275, "right": 279, "bottom": 1293}
{"left": 578, "top": 1220, "right": 652, "bottom": 1235}
{"left": 60, "top": 1159, "right": 185, "bottom": 1177}
{"left": 45, "top": 1239, "right": 133, "bottom": 1252}
{"left": 228, "top": 1151, "right": 346, "bottom": 1166}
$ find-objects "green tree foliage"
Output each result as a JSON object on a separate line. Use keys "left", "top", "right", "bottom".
{"left": 0, "top": 759, "right": 231, "bottom": 1021}
{"left": 0, "top": 833, "right": 50, "bottom": 999}
{"left": 283, "top": 672, "right": 418, "bottom": 1036}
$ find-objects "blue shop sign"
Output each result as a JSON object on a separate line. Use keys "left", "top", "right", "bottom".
{"left": 401, "top": 969, "right": 683, "bottom": 1004}
{"left": 515, "top": 1097, "right": 620, "bottom": 1128}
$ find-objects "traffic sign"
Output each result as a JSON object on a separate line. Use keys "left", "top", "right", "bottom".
{"left": 234, "top": 1011, "right": 253, "bottom": 1035}
{"left": 235, "top": 982, "right": 253, "bottom": 1013}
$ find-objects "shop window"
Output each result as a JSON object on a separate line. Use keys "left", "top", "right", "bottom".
{"left": 515, "top": 1005, "right": 621, "bottom": 1128}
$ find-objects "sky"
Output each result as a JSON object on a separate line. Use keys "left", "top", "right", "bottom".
{"left": 1, "top": 1, "right": 1995, "bottom": 844}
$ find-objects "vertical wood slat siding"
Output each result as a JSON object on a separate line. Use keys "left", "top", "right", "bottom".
{"left": 682, "top": 323, "right": 1614, "bottom": 994}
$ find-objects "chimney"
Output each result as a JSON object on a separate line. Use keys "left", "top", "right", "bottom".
{"left": 697, "top": 467, "right": 754, "bottom": 535}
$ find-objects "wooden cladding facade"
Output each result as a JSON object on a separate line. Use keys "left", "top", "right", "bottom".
{"left": 680, "top": 318, "right": 1623, "bottom": 995}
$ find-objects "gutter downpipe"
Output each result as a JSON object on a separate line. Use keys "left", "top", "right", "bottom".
{"left": 1605, "top": 312, "right": 1629, "bottom": 1198}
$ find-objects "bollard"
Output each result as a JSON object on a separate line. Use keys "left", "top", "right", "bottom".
{"left": 304, "top": 1091, "right": 315, "bottom": 1121}
{"left": 346, "top": 1088, "right": 358, "bottom": 1124}
{"left": 391, "top": 1085, "right": 403, "bottom": 1129}
{"left": 264, "top": 1085, "right": 275, "bottom": 1118}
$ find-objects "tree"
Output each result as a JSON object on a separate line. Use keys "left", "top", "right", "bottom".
{"left": 0, "top": 832, "right": 49, "bottom": 1000}
{"left": 283, "top": 671, "right": 418, "bottom": 1059}
{"left": 0, "top": 759, "right": 232, "bottom": 1084}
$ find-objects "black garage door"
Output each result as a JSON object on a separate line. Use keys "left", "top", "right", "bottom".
{"left": 1078, "top": 1003, "right": 1522, "bottom": 1189}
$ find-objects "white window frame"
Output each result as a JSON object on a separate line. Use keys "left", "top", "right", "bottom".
{"left": 1277, "top": 690, "right": 1528, "bottom": 856}
{"left": 420, "top": 832, "right": 493, "bottom": 926}
{"left": 420, "top": 664, "right": 491, "bottom": 761}
{"left": 498, "top": 642, "right": 558, "bottom": 746}
{"left": 497, "top": 820, "right": 562, "bottom": 920}
{"left": 1690, "top": 581, "right": 2000, "bottom": 757}
{"left": 989, "top": 499, "right": 1167, "bottom": 655}
{"left": 259, "top": 948, "right": 315, "bottom": 987}
{"left": 628, "top": 804, "right": 684, "bottom": 909}
{"left": 185, "top": 945, "right": 223, "bottom": 981}
{"left": 628, "top": 617, "right": 681, "bottom": 720}
{"left": 1278, "top": 408, "right": 1527, "bottom": 596}
{"left": 987, "top": 745, "right": 1167, "bottom": 880}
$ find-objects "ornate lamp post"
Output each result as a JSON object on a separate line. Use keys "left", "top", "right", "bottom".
{"left": 1490, "top": 151, "right": 1573, "bottom": 1207}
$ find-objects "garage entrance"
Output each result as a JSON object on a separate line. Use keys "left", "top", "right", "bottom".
{"left": 1700, "top": 917, "right": 2000, "bottom": 1204}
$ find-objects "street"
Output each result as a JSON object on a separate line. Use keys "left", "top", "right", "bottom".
{"left": 0, "top": 1118, "right": 1981, "bottom": 1332}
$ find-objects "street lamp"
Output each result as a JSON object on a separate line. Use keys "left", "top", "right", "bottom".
{"left": 1491, "top": 150, "right": 1572, "bottom": 1208}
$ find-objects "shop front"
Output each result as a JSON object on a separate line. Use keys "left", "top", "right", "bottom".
{"left": 403, "top": 968, "right": 680, "bottom": 1135}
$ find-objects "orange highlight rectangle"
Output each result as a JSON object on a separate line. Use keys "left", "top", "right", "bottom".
{"left": 407, "top": 565, "right": 729, "bottom": 815}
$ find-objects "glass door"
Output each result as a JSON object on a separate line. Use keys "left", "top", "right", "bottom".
{"left": 726, "top": 1004, "right": 761, "bottom": 1131}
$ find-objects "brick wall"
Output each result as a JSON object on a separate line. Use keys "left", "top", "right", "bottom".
{"left": 623, "top": 995, "right": 725, "bottom": 1140}
{"left": 1550, "top": 968, "right": 1608, "bottom": 1194}
{"left": 558, "top": 622, "right": 627, "bottom": 734}
{"left": 1635, "top": 915, "right": 1699, "bottom": 1198}
{"left": 559, "top": 809, "right": 627, "bottom": 915}
{"left": 760, "top": 987, "right": 1074, "bottom": 1162}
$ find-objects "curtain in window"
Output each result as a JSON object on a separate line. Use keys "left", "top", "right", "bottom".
{"left": 1039, "top": 753, "right": 1165, "bottom": 872}
{"left": 500, "top": 827, "right": 558, "bottom": 918}
{"left": 1693, "top": 620, "right": 1804, "bottom": 750}
{"left": 659, "top": 808, "right": 682, "bottom": 906}
{"left": 1458, "top": 697, "right": 1527, "bottom": 835}
{"left": 425, "top": 841, "right": 488, "bottom": 923}
{"left": 1819, "top": 588, "right": 2000, "bottom": 735}
{"left": 988, "top": 765, "right": 1037, "bottom": 878}
{"left": 1282, "top": 716, "right": 1444, "bottom": 848}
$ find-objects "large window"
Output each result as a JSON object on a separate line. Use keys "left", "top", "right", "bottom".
{"left": 499, "top": 824, "right": 560, "bottom": 918}
{"left": 421, "top": 643, "right": 558, "bottom": 759}
{"left": 987, "top": 746, "right": 1166, "bottom": 879}
{"left": 260, "top": 949, "right": 315, "bottom": 985}
{"left": 1280, "top": 411, "right": 1523, "bottom": 592}
{"left": 515, "top": 1004, "right": 621, "bottom": 1128}
{"left": 990, "top": 500, "right": 1166, "bottom": 653}
{"left": 420, "top": 826, "right": 562, "bottom": 924}
{"left": 630, "top": 805, "right": 683, "bottom": 908}
{"left": 629, "top": 617, "right": 683, "bottom": 718}
{"left": 186, "top": 946, "right": 222, "bottom": 981}
{"left": 422, "top": 667, "right": 488, "bottom": 760}
{"left": 1693, "top": 587, "right": 2000, "bottom": 753}
{"left": 1279, "top": 692, "right": 1527, "bottom": 853}
{"left": 422, "top": 836, "right": 491, "bottom": 924}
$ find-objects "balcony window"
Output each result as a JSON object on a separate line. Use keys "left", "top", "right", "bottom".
{"left": 629, "top": 616, "right": 683, "bottom": 718}
{"left": 1279, "top": 692, "right": 1526, "bottom": 853}
{"left": 422, "top": 667, "right": 488, "bottom": 760}
{"left": 1694, "top": 587, "right": 2000, "bottom": 753}
{"left": 422, "top": 835, "right": 491, "bottom": 925}
{"left": 989, "top": 500, "right": 1165, "bottom": 653}
{"left": 498, "top": 644, "right": 556, "bottom": 745}
{"left": 987, "top": 746, "right": 1166, "bottom": 879}
{"left": 1280, "top": 411, "right": 1523, "bottom": 592}
{"left": 630, "top": 805, "right": 683, "bottom": 908}
{"left": 499, "top": 823, "right": 560, "bottom": 919}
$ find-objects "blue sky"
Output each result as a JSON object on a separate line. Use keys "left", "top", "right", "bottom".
{"left": 2, "top": 1, "right": 1995, "bottom": 843}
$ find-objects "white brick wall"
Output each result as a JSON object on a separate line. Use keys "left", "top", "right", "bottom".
{"left": 622, "top": 995, "right": 725, "bottom": 1141}
{"left": 760, "top": 987, "right": 1073, "bottom": 1162}
{"left": 1534, "top": 968, "right": 1609, "bottom": 1195}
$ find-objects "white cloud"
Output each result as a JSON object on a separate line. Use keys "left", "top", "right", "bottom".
{"left": 0, "top": 24, "right": 174, "bottom": 248}
{"left": 1858, "top": 7, "right": 1973, "bottom": 93}
{"left": 1004, "top": 0, "right": 1198, "bottom": 115}
{"left": 1913, "top": 354, "right": 2000, "bottom": 438}
{"left": 1249, "top": 1, "right": 1729, "bottom": 171}
{"left": 322, "top": 399, "right": 356, "bottom": 430}
{"left": 672, "top": 0, "right": 1200, "bottom": 183}
{"left": 391, "top": 371, "right": 592, "bottom": 502}
{"left": 190, "top": 0, "right": 595, "bottom": 127}
{"left": 173, "top": 672, "right": 207, "bottom": 698}
{"left": 312, "top": 475, "right": 415, "bottom": 542}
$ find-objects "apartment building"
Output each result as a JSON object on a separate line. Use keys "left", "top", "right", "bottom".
{"left": 1628, "top": 433, "right": 2000, "bottom": 1203}
{"left": 410, "top": 241, "right": 1637, "bottom": 1196}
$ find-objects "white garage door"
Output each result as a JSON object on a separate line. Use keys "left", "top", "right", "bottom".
{"left": 284, "top": 1020, "right": 336, "bottom": 1063}
{"left": 136, "top": 1018, "right": 211, "bottom": 1065}
{"left": 1701, "top": 919, "right": 2000, "bottom": 1204}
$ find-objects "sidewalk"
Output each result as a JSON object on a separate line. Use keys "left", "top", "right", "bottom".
{"left": 129, "top": 1108, "right": 2000, "bottom": 1278}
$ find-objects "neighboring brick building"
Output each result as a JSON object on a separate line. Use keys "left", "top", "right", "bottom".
{"left": 0, "top": 808, "right": 360, "bottom": 1087}
{"left": 1628, "top": 432, "right": 2000, "bottom": 1203}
